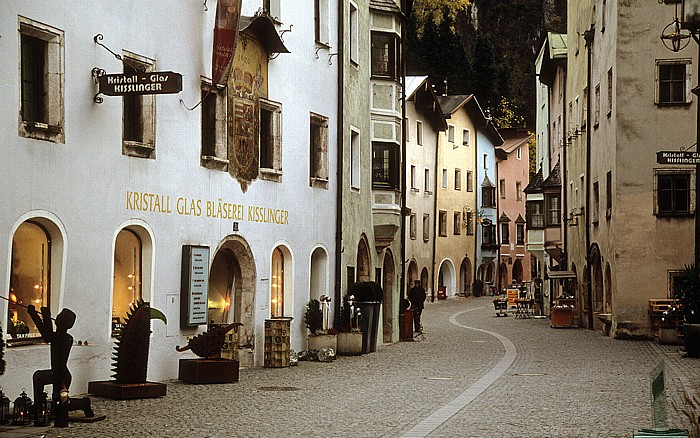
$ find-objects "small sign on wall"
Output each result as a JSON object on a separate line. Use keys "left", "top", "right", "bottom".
{"left": 181, "top": 245, "right": 210, "bottom": 328}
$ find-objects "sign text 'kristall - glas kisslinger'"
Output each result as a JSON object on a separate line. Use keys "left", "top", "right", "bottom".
{"left": 656, "top": 151, "right": 700, "bottom": 165}
{"left": 98, "top": 71, "right": 183, "bottom": 96}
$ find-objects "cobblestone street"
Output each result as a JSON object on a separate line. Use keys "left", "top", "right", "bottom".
{"left": 4, "top": 296, "right": 699, "bottom": 437}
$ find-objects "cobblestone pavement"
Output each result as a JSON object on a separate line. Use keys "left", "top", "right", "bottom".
{"left": 4, "top": 296, "right": 699, "bottom": 437}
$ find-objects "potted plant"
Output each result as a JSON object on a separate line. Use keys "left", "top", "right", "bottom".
{"left": 337, "top": 295, "right": 362, "bottom": 355}
{"left": 658, "top": 306, "right": 682, "bottom": 345}
{"left": 675, "top": 264, "right": 700, "bottom": 357}
{"left": 304, "top": 299, "right": 337, "bottom": 351}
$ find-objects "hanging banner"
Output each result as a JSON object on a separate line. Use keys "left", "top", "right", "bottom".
{"left": 212, "top": 0, "right": 242, "bottom": 86}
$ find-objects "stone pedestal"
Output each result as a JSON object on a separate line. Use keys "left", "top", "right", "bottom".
{"left": 88, "top": 381, "right": 166, "bottom": 400}
{"left": 178, "top": 359, "right": 239, "bottom": 384}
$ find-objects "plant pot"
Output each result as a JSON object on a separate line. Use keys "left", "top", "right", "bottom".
{"left": 337, "top": 331, "right": 363, "bottom": 355}
{"left": 683, "top": 323, "right": 700, "bottom": 358}
{"left": 658, "top": 327, "right": 680, "bottom": 345}
{"left": 307, "top": 333, "right": 337, "bottom": 351}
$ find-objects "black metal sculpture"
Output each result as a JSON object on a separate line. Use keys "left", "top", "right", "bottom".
{"left": 112, "top": 300, "right": 167, "bottom": 384}
{"left": 176, "top": 322, "right": 242, "bottom": 358}
{"left": 27, "top": 305, "right": 93, "bottom": 427}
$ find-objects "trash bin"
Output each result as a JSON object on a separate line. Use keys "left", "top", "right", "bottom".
{"left": 264, "top": 317, "right": 293, "bottom": 367}
{"left": 400, "top": 308, "right": 414, "bottom": 341}
{"left": 356, "top": 301, "right": 380, "bottom": 353}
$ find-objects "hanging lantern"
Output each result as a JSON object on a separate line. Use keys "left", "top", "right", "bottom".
{"left": 0, "top": 388, "right": 10, "bottom": 425}
{"left": 11, "top": 389, "right": 32, "bottom": 426}
{"left": 33, "top": 391, "right": 51, "bottom": 427}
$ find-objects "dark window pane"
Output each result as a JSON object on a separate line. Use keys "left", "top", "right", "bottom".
{"left": 21, "top": 34, "right": 46, "bottom": 123}
{"left": 260, "top": 108, "right": 272, "bottom": 168}
{"left": 201, "top": 89, "right": 217, "bottom": 156}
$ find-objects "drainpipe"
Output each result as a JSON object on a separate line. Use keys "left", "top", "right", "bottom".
{"left": 400, "top": 0, "right": 408, "bottom": 302}
{"left": 561, "top": 66, "right": 568, "bottom": 273}
{"left": 431, "top": 117, "right": 440, "bottom": 303}
{"left": 334, "top": 0, "right": 345, "bottom": 327}
{"left": 584, "top": 25, "right": 595, "bottom": 330}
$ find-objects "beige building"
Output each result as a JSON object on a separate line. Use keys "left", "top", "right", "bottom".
{"left": 566, "top": 1, "right": 696, "bottom": 336}
{"left": 404, "top": 76, "right": 447, "bottom": 297}
{"left": 434, "top": 95, "right": 481, "bottom": 299}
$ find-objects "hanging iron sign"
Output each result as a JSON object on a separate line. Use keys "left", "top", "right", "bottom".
{"left": 98, "top": 71, "right": 182, "bottom": 96}
{"left": 656, "top": 151, "right": 700, "bottom": 165}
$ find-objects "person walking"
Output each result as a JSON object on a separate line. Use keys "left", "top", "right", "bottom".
{"left": 408, "top": 280, "right": 426, "bottom": 333}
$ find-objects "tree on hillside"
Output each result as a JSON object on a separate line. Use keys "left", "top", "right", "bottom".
{"left": 411, "top": 0, "right": 471, "bottom": 36}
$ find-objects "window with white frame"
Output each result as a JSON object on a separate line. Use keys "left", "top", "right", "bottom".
{"left": 526, "top": 201, "right": 544, "bottom": 229}
{"left": 656, "top": 59, "right": 692, "bottom": 105}
{"left": 592, "top": 181, "right": 600, "bottom": 224}
{"left": 260, "top": 98, "right": 282, "bottom": 179}
{"left": 314, "top": 0, "right": 330, "bottom": 46}
{"left": 516, "top": 181, "right": 522, "bottom": 201}
{"left": 438, "top": 211, "right": 447, "bottom": 237}
{"left": 455, "top": 169, "right": 462, "bottom": 190}
{"left": 410, "top": 213, "right": 417, "bottom": 240}
{"left": 424, "top": 168, "right": 430, "bottom": 192}
{"left": 442, "top": 168, "right": 448, "bottom": 188}
{"left": 462, "top": 128, "right": 470, "bottom": 146}
{"left": 546, "top": 193, "right": 561, "bottom": 226}
{"left": 19, "top": 17, "right": 64, "bottom": 143}
{"left": 350, "top": 128, "right": 360, "bottom": 189}
{"left": 517, "top": 146, "right": 522, "bottom": 160}
{"left": 263, "top": 0, "right": 281, "bottom": 21}
{"left": 466, "top": 170, "right": 473, "bottom": 192}
{"left": 423, "top": 214, "right": 430, "bottom": 241}
{"left": 201, "top": 80, "right": 228, "bottom": 168}
{"left": 372, "top": 142, "right": 400, "bottom": 189}
{"left": 499, "top": 178, "right": 506, "bottom": 199}
{"left": 310, "top": 112, "right": 329, "bottom": 185}
{"left": 416, "top": 120, "right": 423, "bottom": 146}
{"left": 410, "top": 165, "right": 417, "bottom": 190}
{"left": 594, "top": 84, "right": 601, "bottom": 127}
{"left": 123, "top": 53, "right": 156, "bottom": 158}
{"left": 454, "top": 211, "right": 461, "bottom": 235}
{"left": 349, "top": 2, "right": 359, "bottom": 64}
{"left": 516, "top": 223, "right": 525, "bottom": 245}
{"left": 447, "top": 125, "right": 455, "bottom": 143}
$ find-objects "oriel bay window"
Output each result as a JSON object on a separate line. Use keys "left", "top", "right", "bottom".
{"left": 371, "top": 31, "right": 400, "bottom": 79}
{"left": 372, "top": 142, "right": 400, "bottom": 189}
{"left": 545, "top": 194, "right": 561, "bottom": 226}
{"left": 526, "top": 200, "right": 545, "bottom": 229}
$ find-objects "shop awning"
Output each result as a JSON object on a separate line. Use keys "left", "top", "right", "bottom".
{"left": 546, "top": 270, "right": 576, "bottom": 280}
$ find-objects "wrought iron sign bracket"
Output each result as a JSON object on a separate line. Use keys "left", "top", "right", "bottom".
{"left": 92, "top": 67, "right": 105, "bottom": 104}
{"left": 93, "top": 34, "right": 146, "bottom": 72}
{"left": 328, "top": 52, "right": 338, "bottom": 65}
{"left": 279, "top": 24, "right": 293, "bottom": 43}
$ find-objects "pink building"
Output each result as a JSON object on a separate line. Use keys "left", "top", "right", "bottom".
{"left": 496, "top": 128, "right": 533, "bottom": 288}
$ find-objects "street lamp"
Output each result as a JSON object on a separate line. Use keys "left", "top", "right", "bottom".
{"left": 680, "top": 0, "right": 700, "bottom": 270}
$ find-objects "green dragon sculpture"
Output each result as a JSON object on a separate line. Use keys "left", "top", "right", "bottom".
{"left": 112, "top": 300, "right": 167, "bottom": 384}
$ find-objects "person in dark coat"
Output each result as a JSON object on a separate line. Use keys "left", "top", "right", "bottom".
{"left": 407, "top": 280, "right": 426, "bottom": 333}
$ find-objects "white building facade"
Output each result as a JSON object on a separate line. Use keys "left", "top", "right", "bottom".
{"left": 1, "top": 0, "right": 339, "bottom": 396}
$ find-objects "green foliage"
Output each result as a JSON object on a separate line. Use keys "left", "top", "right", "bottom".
{"left": 304, "top": 299, "right": 324, "bottom": 335}
{"left": 492, "top": 97, "right": 526, "bottom": 129}
{"left": 675, "top": 264, "right": 700, "bottom": 324}
{"left": 528, "top": 136, "right": 538, "bottom": 181}
{"left": 348, "top": 281, "right": 384, "bottom": 303}
{"left": 411, "top": 0, "right": 471, "bottom": 37}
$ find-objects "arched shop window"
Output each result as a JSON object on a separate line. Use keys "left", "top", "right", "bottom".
{"left": 271, "top": 247, "right": 284, "bottom": 317}
{"left": 112, "top": 228, "right": 142, "bottom": 335}
{"left": 8, "top": 221, "right": 51, "bottom": 341}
